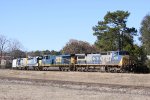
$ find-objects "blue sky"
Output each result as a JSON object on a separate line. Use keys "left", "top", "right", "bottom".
{"left": 0, "top": 0, "right": 150, "bottom": 51}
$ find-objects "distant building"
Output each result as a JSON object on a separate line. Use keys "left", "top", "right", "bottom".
{"left": 0, "top": 59, "right": 6, "bottom": 68}
{"left": 0, "top": 55, "right": 12, "bottom": 69}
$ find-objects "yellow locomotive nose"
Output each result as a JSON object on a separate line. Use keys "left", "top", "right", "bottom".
{"left": 119, "top": 55, "right": 130, "bottom": 67}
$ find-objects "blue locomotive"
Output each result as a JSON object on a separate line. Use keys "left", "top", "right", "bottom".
{"left": 12, "top": 50, "right": 132, "bottom": 72}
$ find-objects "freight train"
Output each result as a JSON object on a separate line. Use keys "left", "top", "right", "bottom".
{"left": 12, "top": 50, "right": 134, "bottom": 72}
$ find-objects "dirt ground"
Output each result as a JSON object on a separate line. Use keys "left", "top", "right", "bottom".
{"left": 0, "top": 69, "right": 150, "bottom": 100}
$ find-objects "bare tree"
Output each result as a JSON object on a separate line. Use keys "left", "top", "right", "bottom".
{"left": 8, "top": 39, "right": 22, "bottom": 51}
{"left": 8, "top": 39, "right": 25, "bottom": 59}
{"left": 0, "top": 35, "right": 9, "bottom": 60}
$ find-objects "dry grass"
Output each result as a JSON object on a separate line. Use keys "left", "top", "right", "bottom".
{"left": 0, "top": 69, "right": 150, "bottom": 87}
{"left": 0, "top": 69, "right": 150, "bottom": 100}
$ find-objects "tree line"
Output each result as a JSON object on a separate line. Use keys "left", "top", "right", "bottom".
{"left": 1, "top": 10, "right": 150, "bottom": 70}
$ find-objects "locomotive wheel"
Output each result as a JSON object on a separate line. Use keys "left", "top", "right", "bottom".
{"left": 24, "top": 67, "right": 27, "bottom": 70}
{"left": 36, "top": 67, "right": 43, "bottom": 71}
{"left": 76, "top": 68, "right": 80, "bottom": 71}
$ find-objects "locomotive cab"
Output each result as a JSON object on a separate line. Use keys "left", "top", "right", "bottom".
{"left": 100, "top": 51, "right": 130, "bottom": 67}
{"left": 118, "top": 51, "right": 130, "bottom": 67}
{"left": 42, "top": 55, "right": 56, "bottom": 65}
